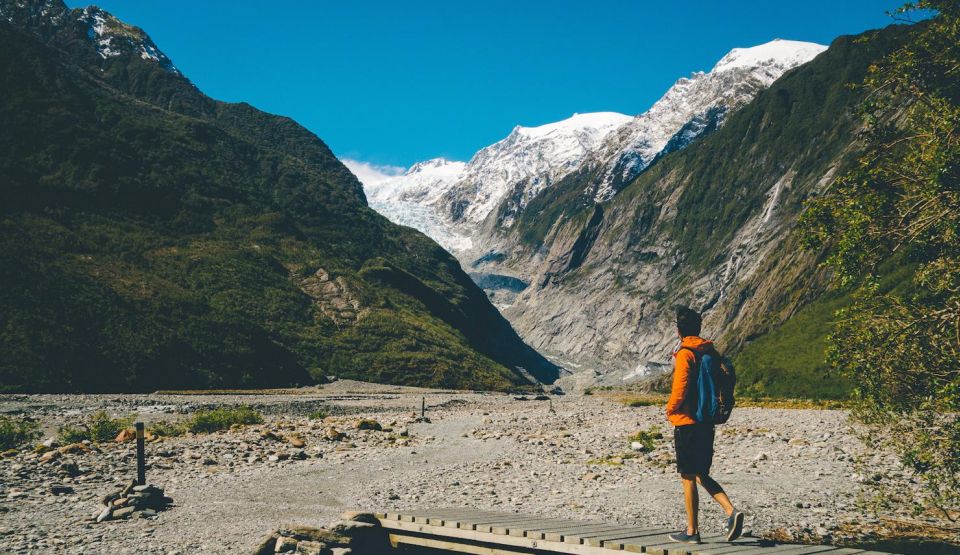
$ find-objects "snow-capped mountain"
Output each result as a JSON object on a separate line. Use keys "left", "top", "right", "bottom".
{"left": 0, "top": 1, "right": 180, "bottom": 75}
{"left": 441, "top": 112, "right": 632, "bottom": 227}
{"left": 77, "top": 6, "right": 180, "bottom": 74}
{"left": 364, "top": 159, "right": 473, "bottom": 251}
{"left": 591, "top": 39, "right": 827, "bottom": 200}
{"left": 355, "top": 39, "right": 826, "bottom": 258}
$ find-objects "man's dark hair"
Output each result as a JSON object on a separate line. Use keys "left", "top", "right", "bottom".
{"left": 676, "top": 305, "right": 702, "bottom": 337}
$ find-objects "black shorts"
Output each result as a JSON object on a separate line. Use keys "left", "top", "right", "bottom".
{"left": 674, "top": 423, "right": 714, "bottom": 475}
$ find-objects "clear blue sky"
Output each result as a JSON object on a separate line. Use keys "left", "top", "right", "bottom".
{"left": 66, "top": 0, "right": 907, "bottom": 169}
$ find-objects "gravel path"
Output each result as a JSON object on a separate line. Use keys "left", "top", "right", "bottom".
{"left": 0, "top": 382, "right": 934, "bottom": 554}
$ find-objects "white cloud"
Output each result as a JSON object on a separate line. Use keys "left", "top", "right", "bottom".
{"left": 342, "top": 159, "right": 405, "bottom": 187}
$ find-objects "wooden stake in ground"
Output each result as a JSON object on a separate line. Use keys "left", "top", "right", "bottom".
{"left": 135, "top": 422, "right": 145, "bottom": 486}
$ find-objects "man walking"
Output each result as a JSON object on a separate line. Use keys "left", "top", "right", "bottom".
{"left": 667, "top": 306, "right": 743, "bottom": 544}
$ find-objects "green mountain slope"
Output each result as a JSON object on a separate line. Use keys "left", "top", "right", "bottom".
{"left": 0, "top": 5, "right": 558, "bottom": 392}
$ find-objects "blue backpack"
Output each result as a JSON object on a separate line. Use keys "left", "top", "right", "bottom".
{"left": 680, "top": 348, "right": 736, "bottom": 425}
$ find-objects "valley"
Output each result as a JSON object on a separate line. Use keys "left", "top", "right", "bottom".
{"left": 360, "top": 27, "right": 909, "bottom": 392}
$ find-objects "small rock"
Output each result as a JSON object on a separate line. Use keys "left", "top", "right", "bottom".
{"left": 354, "top": 419, "right": 382, "bottom": 431}
{"left": 296, "top": 540, "right": 326, "bottom": 555}
{"left": 112, "top": 506, "right": 135, "bottom": 519}
{"left": 96, "top": 507, "right": 112, "bottom": 523}
{"left": 325, "top": 428, "right": 344, "bottom": 441}
{"left": 753, "top": 452, "right": 769, "bottom": 462}
{"left": 115, "top": 428, "right": 136, "bottom": 443}
{"left": 41, "top": 437, "right": 59, "bottom": 449}
{"left": 275, "top": 536, "right": 298, "bottom": 553}
{"left": 287, "top": 435, "right": 306, "bottom": 448}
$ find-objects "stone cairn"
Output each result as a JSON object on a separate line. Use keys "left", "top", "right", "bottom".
{"left": 251, "top": 512, "right": 389, "bottom": 555}
{"left": 94, "top": 479, "right": 173, "bottom": 522}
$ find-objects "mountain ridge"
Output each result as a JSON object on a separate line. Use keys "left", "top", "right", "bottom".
{"left": 0, "top": 0, "right": 560, "bottom": 392}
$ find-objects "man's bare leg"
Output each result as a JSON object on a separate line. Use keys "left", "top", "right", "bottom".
{"left": 697, "top": 474, "right": 735, "bottom": 516}
{"left": 681, "top": 473, "right": 699, "bottom": 534}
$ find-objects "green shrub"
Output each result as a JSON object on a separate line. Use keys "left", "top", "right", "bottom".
{"left": 628, "top": 426, "right": 663, "bottom": 452}
{"left": 148, "top": 420, "right": 186, "bottom": 437}
{"left": 57, "top": 424, "right": 89, "bottom": 444}
{"left": 186, "top": 406, "right": 263, "bottom": 433}
{"left": 0, "top": 416, "right": 41, "bottom": 450}
{"left": 57, "top": 410, "right": 131, "bottom": 444}
{"left": 308, "top": 409, "right": 329, "bottom": 420}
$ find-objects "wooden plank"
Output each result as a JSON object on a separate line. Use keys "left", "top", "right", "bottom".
{"left": 387, "top": 532, "right": 533, "bottom": 555}
{"left": 584, "top": 527, "right": 674, "bottom": 547}
{"left": 749, "top": 546, "right": 844, "bottom": 555}
{"left": 498, "top": 519, "right": 576, "bottom": 537}
{"left": 523, "top": 521, "right": 610, "bottom": 540}
{"left": 445, "top": 512, "right": 539, "bottom": 530}
{"left": 507, "top": 520, "right": 582, "bottom": 538}
{"left": 543, "top": 524, "right": 631, "bottom": 543}
{"left": 474, "top": 516, "right": 558, "bottom": 534}
{"left": 693, "top": 540, "right": 777, "bottom": 555}
{"left": 491, "top": 518, "right": 572, "bottom": 536}
{"left": 374, "top": 514, "right": 903, "bottom": 555}
{"left": 420, "top": 509, "right": 507, "bottom": 526}
{"left": 603, "top": 532, "right": 678, "bottom": 551}
{"left": 376, "top": 518, "right": 620, "bottom": 555}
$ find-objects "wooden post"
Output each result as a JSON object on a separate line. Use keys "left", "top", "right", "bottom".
{"left": 421, "top": 397, "right": 425, "bottom": 419}
{"left": 135, "top": 422, "right": 145, "bottom": 486}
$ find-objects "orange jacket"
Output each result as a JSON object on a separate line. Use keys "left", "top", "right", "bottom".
{"left": 666, "top": 336, "right": 716, "bottom": 426}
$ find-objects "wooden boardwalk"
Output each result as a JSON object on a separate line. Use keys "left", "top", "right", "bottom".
{"left": 374, "top": 508, "right": 899, "bottom": 555}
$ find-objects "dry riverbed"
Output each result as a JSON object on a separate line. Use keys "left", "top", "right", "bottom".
{"left": 0, "top": 381, "right": 948, "bottom": 554}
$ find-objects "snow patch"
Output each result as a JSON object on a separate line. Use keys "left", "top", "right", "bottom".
{"left": 712, "top": 39, "right": 827, "bottom": 73}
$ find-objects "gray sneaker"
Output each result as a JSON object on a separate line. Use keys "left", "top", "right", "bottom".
{"left": 726, "top": 511, "right": 744, "bottom": 541}
{"left": 668, "top": 530, "right": 701, "bottom": 544}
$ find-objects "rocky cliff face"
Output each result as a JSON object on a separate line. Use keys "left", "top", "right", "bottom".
{"left": 496, "top": 28, "right": 908, "bottom": 386}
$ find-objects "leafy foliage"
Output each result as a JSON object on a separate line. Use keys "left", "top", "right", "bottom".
{"left": 800, "top": 1, "right": 960, "bottom": 515}
{"left": 0, "top": 416, "right": 41, "bottom": 450}
{"left": 185, "top": 406, "right": 263, "bottom": 433}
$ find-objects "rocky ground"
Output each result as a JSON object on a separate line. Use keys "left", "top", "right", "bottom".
{"left": 0, "top": 381, "right": 951, "bottom": 554}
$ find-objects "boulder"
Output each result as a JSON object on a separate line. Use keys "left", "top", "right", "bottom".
{"left": 287, "top": 434, "right": 306, "bottom": 448}
{"left": 115, "top": 428, "right": 136, "bottom": 443}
